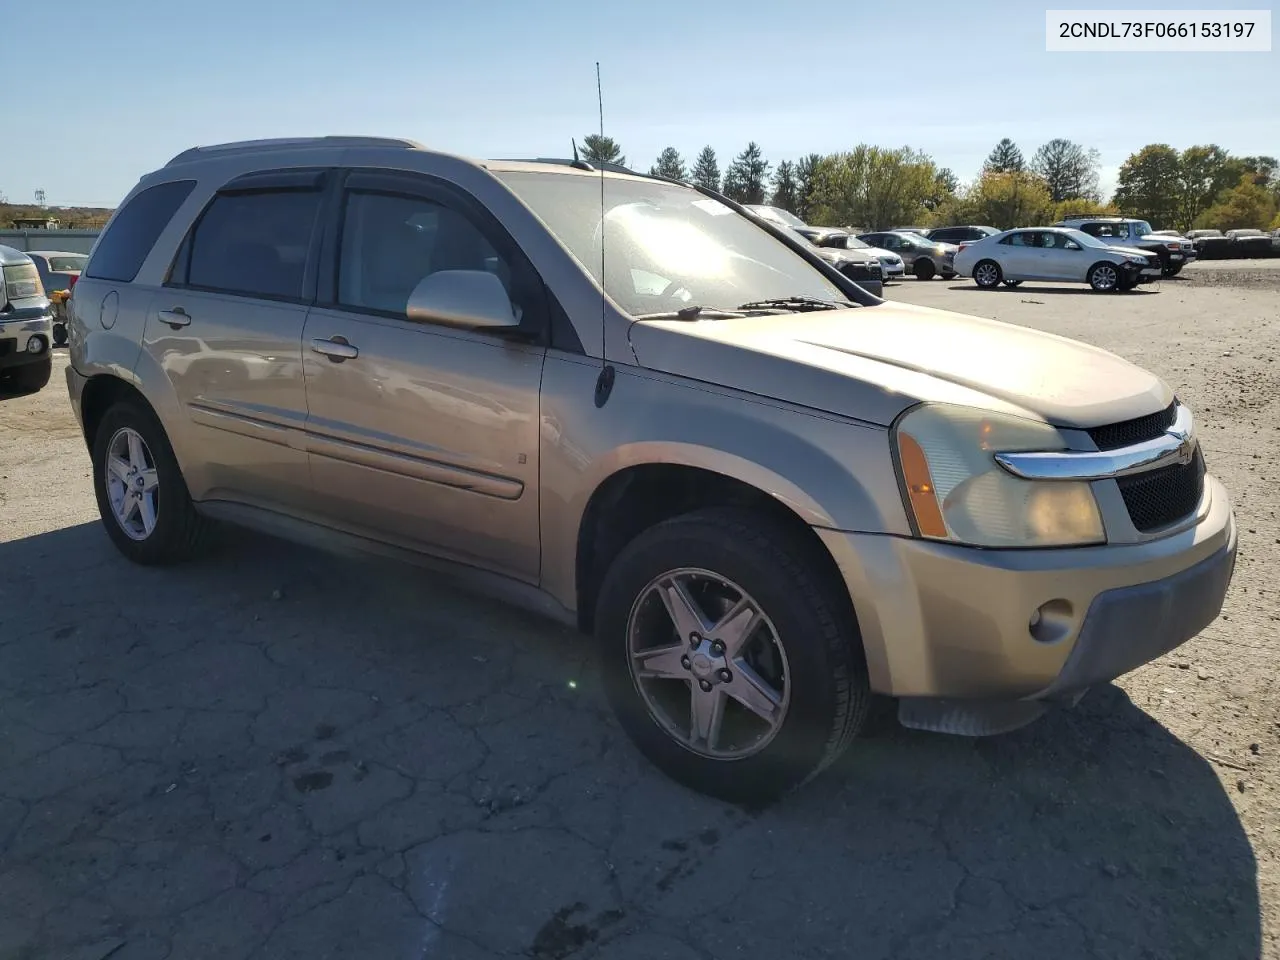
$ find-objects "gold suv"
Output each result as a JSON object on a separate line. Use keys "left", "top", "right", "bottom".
{"left": 65, "top": 137, "right": 1237, "bottom": 803}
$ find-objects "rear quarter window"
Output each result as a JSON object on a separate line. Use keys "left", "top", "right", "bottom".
{"left": 84, "top": 179, "right": 197, "bottom": 283}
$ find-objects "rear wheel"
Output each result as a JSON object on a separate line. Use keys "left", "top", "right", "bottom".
{"left": 913, "top": 259, "right": 936, "bottom": 281}
{"left": 91, "top": 400, "right": 210, "bottom": 565}
{"left": 972, "top": 260, "right": 1002, "bottom": 288}
{"left": 52, "top": 322, "right": 68, "bottom": 347}
{"left": 1088, "top": 261, "right": 1121, "bottom": 292}
{"left": 595, "top": 506, "right": 870, "bottom": 806}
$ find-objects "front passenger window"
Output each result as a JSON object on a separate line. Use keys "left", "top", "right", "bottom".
{"left": 338, "top": 191, "right": 516, "bottom": 321}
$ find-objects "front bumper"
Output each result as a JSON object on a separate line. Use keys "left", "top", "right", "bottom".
{"left": 818, "top": 473, "right": 1236, "bottom": 706}
{"left": 880, "top": 260, "right": 905, "bottom": 278}
{"left": 0, "top": 315, "right": 53, "bottom": 369}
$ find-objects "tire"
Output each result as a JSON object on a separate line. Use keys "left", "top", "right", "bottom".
{"left": 913, "top": 259, "right": 936, "bottom": 281}
{"left": 1002, "top": 279, "right": 1022, "bottom": 288}
{"left": 7, "top": 356, "right": 52, "bottom": 393}
{"left": 972, "top": 259, "right": 1002, "bottom": 289}
{"left": 91, "top": 399, "right": 210, "bottom": 565}
{"left": 1165, "top": 262, "right": 1183, "bottom": 277}
{"left": 595, "top": 506, "right": 871, "bottom": 806}
{"left": 53, "top": 322, "right": 68, "bottom": 347}
{"left": 1088, "top": 261, "right": 1121, "bottom": 292}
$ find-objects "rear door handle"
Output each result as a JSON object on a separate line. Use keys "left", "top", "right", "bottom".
{"left": 158, "top": 308, "right": 191, "bottom": 329}
{"left": 310, "top": 336, "right": 359, "bottom": 362}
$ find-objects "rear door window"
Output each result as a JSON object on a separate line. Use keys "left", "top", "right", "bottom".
{"left": 181, "top": 190, "right": 323, "bottom": 301}
{"left": 84, "top": 179, "right": 196, "bottom": 283}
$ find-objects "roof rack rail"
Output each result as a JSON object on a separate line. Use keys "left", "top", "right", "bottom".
{"left": 1057, "top": 212, "right": 1143, "bottom": 221}
{"left": 165, "top": 136, "right": 423, "bottom": 167}
{"left": 493, "top": 157, "right": 648, "bottom": 177}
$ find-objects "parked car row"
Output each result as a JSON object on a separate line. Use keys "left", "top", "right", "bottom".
{"left": 745, "top": 205, "right": 905, "bottom": 286}
{"left": 1186, "top": 228, "right": 1280, "bottom": 259}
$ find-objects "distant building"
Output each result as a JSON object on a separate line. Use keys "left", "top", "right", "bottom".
{"left": 10, "top": 216, "right": 60, "bottom": 230}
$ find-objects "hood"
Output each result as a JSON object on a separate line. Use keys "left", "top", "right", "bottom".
{"left": 628, "top": 300, "right": 1171, "bottom": 429}
{"left": 865, "top": 246, "right": 901, "bottom": 261}
{"left": 1103, "top": 245, "right": 1152, "bottom": 258}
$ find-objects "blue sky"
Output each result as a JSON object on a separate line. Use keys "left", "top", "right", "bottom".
{"left": 7, "top": 0, "right": 1276, "bottom": 207}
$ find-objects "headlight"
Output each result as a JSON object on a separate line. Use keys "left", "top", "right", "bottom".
{"left": 1125, "top": 255, "right": 1146, "bottom": 264}
{"left": 893, "top": 403, "right": 1105, "bottom": 548}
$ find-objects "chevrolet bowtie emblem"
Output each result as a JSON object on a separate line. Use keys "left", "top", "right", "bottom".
{"left": 1166, "top": 425, "right": 1195, "bottom": 465}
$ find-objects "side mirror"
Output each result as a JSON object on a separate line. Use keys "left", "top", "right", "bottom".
{"left": 405, "top": 269, "right": 520, "bottom": 331}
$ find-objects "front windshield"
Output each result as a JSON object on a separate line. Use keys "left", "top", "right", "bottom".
{"left": 48, "top": 254, "right": 87, "bottom": 272}
{"left": 1134, "top": 221, "right": 1155, "bottom": 237}
{"left": 1063, "top": 229, "right": 1108, "bottom": 248}
{"left": 495, "top": 171, "right": 847, "bottom": 315}
{"left": 753, "top": 205, "right": 807, "bottom": 228}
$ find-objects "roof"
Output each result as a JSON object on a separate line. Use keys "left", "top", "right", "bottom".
{"left": 24, "top": 250, "right": 87, "bottom": 258}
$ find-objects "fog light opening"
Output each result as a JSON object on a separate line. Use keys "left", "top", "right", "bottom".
{"left": 1030, "top": 599, "right": 1074, "bottom": 645}
{"left": 26, "top": 336, "right": 46, "bottom": 355}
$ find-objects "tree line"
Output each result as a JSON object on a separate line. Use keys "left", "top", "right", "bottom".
{"left": 580, "top": 133, "right": 1280, "bottom": 234}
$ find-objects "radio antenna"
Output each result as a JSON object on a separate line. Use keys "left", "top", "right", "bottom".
{"left": 593, "top": 60, "right": 615, "bottom": 407}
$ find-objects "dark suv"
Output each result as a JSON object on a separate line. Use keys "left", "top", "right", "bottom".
{"left": 925, "top": 225, "right": 999, "bottom": 245}
{"left": 1053, "top": 216, "right": 1195, "bottom": 277}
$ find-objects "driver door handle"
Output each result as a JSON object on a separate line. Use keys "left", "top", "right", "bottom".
{"left": 158, "top": 308, "right": 191, "bottom": 329}
{"left": 310, "top": 336, "right": 359, "bottom": 362}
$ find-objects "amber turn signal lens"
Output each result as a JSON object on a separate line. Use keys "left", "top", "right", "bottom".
{"left": 897, "top": 432, "right": 947, "bottom": 538}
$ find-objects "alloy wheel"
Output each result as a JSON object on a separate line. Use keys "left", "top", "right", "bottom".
{"left": 626, "top": 568, "right": 791, "bottom": 760}
{"left": 105, "top": 426, "right": 160, "bottom": 541}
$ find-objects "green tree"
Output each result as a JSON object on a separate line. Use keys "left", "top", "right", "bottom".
{"left": 691, "top": 146, "right": 721, "bottom": 192}
{"left": 984, "top": 138, "right": 1025, "bottom": 174}
{"left": 1113, "top": 144, "right": 1182, "bottom": 228}
{"left": 808, "top": 145, "right": 939, "bottom": 229}
{"left": 1178, "top": 144, "right": 1239, "bottom": 229}
{"left": 648, "top": 147, "right": 686, "bottom": 180}
{"left": 770, "top": 160, "right": 798, "bottom": 212}
{"left": 581, "top": 134, "right": 625, "bottom": 166}
{"left": 1030, "top": 139, "right": 1101, "bottom": 202}
{"left": 722, "top": 142, "right": 771, "bottom": 204}
{"left": 964, "top": 171, "right": 1054, "bottom": 229}
{"left": 1195, "top": 174, "right": 1279, "bottom": 231}
{"left": 795, "top": 153, "right": 822, "bottom": 220}
{"left": 926, "top": 167, "right": 959, "bottom": 212}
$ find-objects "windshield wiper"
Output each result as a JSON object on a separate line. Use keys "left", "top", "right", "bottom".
{"left": 736, "top": 296, "right": 855, "bottom": 312}
{"left": 634, "top": 305, "right": 746, "bottom": 321}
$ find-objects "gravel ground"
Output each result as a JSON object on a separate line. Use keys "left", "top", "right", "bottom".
{"left": 0, "top": 265, "right": 1276, "bottom": 959}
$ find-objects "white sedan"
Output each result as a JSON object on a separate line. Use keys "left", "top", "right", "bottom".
{"left": 953, "top": 227, "right": 1163, "bottom": 293}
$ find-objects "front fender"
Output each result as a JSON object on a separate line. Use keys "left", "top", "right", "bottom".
{"left": 538, "top": 356, "right": 911, "bottom": 611}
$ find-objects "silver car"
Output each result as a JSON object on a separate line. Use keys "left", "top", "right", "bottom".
{"left": 856, "top": 230, "right": 958, "bottom": 281}
{"left": 954, "top": 227, "right": 1162, "bottom": 292}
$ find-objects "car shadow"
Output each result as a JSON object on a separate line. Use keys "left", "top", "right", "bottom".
{"left": 0, "top": 522, "right": 1261, "bottom": 959}
{"left": 945, "top": 283, "right": 1160, "bottom": 296}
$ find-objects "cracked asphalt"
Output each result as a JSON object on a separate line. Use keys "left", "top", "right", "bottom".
{"left": 1, "top": 262, "right": 1277, "bottom": 960}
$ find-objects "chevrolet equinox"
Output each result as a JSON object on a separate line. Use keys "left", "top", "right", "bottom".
{"left": 65, "top": 136, "right": 1238, "bottom": 803}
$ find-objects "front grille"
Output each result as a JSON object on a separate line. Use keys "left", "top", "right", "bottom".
{"left": 1087, "top": 401, "right": 1177, "bottom": 450}
{"left": 0, "top": 338, "right": 14, "bottom": 358}
{"left": 1117, "top": 445, "right": 1205, "bottom": 532}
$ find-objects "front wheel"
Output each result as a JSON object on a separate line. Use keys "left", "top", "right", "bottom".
{"left": 91, "top": 400, "right": 211, "bottom": 565}
{"left": 913, "top": 259, "right": 936, "bottom": 281}
{"left": 1088, "top": 261, "right": 1121, "bottom": 292}
{"left": 972, "top": 259, "right": 1002, "bottom": 288}
{"left": 595, "top": 507, "right": 870, "bottom": 806}
{"left": 1002, "top": 279, "right": 1023, "bottom": 288}
{"left": 52, "top": 322, "right": 68, "bottom": 347}
{"left": 1164, "top": 262, "right": 1183, "bottom": 277}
